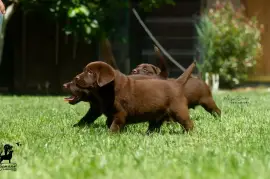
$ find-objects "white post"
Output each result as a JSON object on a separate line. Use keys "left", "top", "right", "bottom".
{"left": 205, "top": 72, "right": 209, "bottom": 85}
{"left": 212, "top": 73, "right": 219, "bottom": 92}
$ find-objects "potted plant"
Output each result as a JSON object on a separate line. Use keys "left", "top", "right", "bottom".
{"left": 196, "top": 0, "right": 263, "bottom": 90}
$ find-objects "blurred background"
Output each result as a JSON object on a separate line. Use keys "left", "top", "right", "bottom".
{"left": 0, "top": 0, "right": 268, "bottom": 95}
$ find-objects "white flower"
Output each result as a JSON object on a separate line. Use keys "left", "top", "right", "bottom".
{"left": 232, "top": 78, "right": 239, "bottom": 84}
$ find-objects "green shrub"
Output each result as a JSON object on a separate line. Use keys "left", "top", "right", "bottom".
{"left": 19, "top": 0, "right": 176, "bottom": 42}
{"left": 196, "top": 0, "right": 263, "bottom": 88}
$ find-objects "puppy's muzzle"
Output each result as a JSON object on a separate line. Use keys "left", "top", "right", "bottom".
{"left": 75, "top": 75, "right": 80, "bottom": 81}
{"left": 74, "top": 75, "right": 89, "bottom": 89}
{"left": 132, "top": 69, "right": 138, "bottom": 74}
{"left": 63, "top": 83, "right": 70, "bottom": 89}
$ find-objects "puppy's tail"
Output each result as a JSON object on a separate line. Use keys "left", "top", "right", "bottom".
{"left": 176, "top": 61, "right": 196, "bottom": 85}
{"left": 100, "top": 38, "right": 119, "bottom": 70}
{"left": 154, "top": 45, "right": 169, "bottom": 79}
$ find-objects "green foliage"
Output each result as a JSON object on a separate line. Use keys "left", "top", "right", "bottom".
{"left": 138, "top": 0, "right": 175, "bottom": 12}
{"left": 196, "top": 1, "right": 263, "bottom": 88}
{"left": 18, "top": 0, "right": 175, "bottom": 41}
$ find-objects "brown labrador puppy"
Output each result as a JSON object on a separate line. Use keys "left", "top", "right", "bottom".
{"left": 131, "top": 47, "right": 221, "bottom": 117}
{"left": 63, "top": 38, "right": 118, "bottom": 127}
{"left": 63, "top": 72, "right": 165, "bottom": 127}
{"left": 63, "top": 44, "right": 167, "bottom": 127}
{"left": 131, "top": 46, "right": 168, "bottom": 79}
{"left": 63, "top": 43, "right": 168, "bottom": 127}
{"left": 73, "top": 61, "right": 196, "bottom": 133}
{"left": 131, "top": 63, "right": 161, "bottom": 76}
{"left": 63, "top": 80, "right": 103, "bottom": 127}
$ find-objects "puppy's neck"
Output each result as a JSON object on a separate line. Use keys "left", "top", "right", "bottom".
{"left": 114, "top": 70, "right": 130, "bottom": 92}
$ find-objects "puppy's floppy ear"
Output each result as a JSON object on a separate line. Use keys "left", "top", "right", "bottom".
{"left": 100, "top": 38, "right": 119, "bottom": 70}
{"left": 151, "top": 65, "right": 161, "bottom": 75}
{"left": 96, "top": 62, "right": 116, "bottom": 87}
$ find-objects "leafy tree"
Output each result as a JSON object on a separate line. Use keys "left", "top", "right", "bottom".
{"left": 18, "top": 0, "right": 175, "bottom": 42}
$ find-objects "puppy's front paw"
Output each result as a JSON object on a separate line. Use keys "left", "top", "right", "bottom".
{"left": 72, "top": 122, "right": 87, "bottom": 128}
{"left": 73, "top": 123, "right": 79, "bottom": 127}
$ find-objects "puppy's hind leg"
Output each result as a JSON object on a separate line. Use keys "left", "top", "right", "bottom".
{"left": 109, "top": 111, "right": 127, "bottom": 133}
{"left": 146, "top": 113, "right": 169, "bottom": 134}
{"left": 200, "top": 97, "right": 221, "bottom": 117}
{"left": 169, "top": 103, "right": 194, "bottom": 133}
{"left": 146, "top": 119, "right": 164, "bottom": 135}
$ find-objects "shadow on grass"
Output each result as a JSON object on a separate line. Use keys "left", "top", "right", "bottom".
{"left": 73, "top": 122, "right": 106, "bottom": 129}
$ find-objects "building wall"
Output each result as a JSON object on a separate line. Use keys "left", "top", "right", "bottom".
{"left": 242, "top": 0, "right": 270, "bottom": 81}
{"left": 206, "top": 0, "right": 270, "bottom": 82}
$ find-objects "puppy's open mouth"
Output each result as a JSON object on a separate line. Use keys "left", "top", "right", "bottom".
{"left": 64, "top": 95, "right": 81, "bottom": 104}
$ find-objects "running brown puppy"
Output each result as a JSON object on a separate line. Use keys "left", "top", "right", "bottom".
{"left": 63, "top": 80, "right": 103, "bottom": 127}
{"left": 63, "top": 73, "right": 164, "bottom": 127}
{"left": 131, "top": 46, "right": 221, "bottom": 117}
{"left": 73, "top": 61, "right": 196, "bottom": 133}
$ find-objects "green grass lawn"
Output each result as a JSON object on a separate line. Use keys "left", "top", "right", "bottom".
{"left": 0, "top": 91, "right": 270, "bottom": 179}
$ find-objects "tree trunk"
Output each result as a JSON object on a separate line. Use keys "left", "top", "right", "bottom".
{"left": 99, "top": 38, "right": 119, "bottom": 70}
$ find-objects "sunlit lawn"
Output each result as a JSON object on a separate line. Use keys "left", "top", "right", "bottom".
{"left": 0, "top": 91, "right": 270, "bottom": 179}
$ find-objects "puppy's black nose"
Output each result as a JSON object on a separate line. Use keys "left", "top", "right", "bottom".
{"left": 75, "top": 76, "right": 80, "bottom": 81}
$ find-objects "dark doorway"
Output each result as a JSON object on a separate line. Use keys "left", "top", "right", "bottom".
{"left": 130, "top": 0, "right": 202, "bottom": 77}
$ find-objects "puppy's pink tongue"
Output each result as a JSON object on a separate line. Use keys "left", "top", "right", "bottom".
{"left": 64, "top": 96, "right": 75, "bottom": 102}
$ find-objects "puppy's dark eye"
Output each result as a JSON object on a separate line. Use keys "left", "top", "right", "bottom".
{"left": 88, "top": 71, "right": 93, "bottom": 75}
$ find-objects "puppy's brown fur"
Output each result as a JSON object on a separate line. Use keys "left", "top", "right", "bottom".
{"left": 131, "top": 63, "right": 161, "bottom": 76}
{"left": 131, "top": 46, "right": 168, "bottom": 79}
{"left": 63, "top": 72, "right": 165, "bottom": 127}
{"left": 63, "top": 43, "right": 167, "bottom": 127}
{"left": 131, "top": 47, "right": 221, "bottom": 117}
{"left": 74, "top": 61, "right": 196, "bottom": 133}
{"left": 63, "top": 80, "right": 103, "bottom": 127}
{"left": 63, "top": 38, "right": 119, "bottom": 127}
